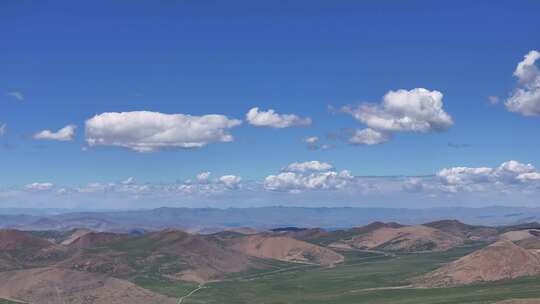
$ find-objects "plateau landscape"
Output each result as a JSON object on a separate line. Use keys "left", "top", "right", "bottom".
{"left": 1, "top": 0, "right": 540, "bottom": 303}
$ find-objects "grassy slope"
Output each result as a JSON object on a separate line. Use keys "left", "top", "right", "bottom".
{"left": 156, "top": 242, "right": 540, "bottom": 304}
{"left": 0, "top": 299, "right": 23, "bottom": 304}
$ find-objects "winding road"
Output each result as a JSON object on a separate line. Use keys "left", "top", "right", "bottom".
{"left": 177, "top": 284, "right": 205, "bottom": 304}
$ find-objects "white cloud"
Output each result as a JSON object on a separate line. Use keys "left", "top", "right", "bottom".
{"left": 33, "top": 124, "right": 77, "bottom": 141}
{"left": 219, "top": 175, "right": 242, "bottom": 189}
{"left": 25, "top": 182, "right": 54, "bottom": 191}
{"left": 7, "top": 91, "right": 24, "bottom": 101}
{"left": 196, "top": 171, "right": 211, "bottom": 184}
{"left": 302, "top": 136, "right": 319, "bottom": 150}
{"left": 264, "top": 170, "right": 353, "bottom": 192}
{"left": 437, "top": 167, "right": 493, "bottom": 186}
{"left": 436, "top": 160, "right": 540, "bottom": 192}
{"left": 505, "top": 50, "right": 540, "bottom": 116}
{"left": 0, "top": 123, "right": 6, "bottom": 137}
{"left": 303, "top": 136, "right": 319, "bottom": 144}
{"left": 402, "top": 178, "right": 424, "bottom": 193}
{"left": 283, "top": 161, "right": 333, "bottom": 173}
{"left": 246, "top": 107, "right": 311, "bottom": 128}
{"left": 517, "top": 172, "right": 540, "bottom": 182}
{"left": 121, "top": 177, "right": 136, "bottom": 185}
{"left": 344, "top": 88, "right": 453, "bottom": 133}
{"left": 341, "top": 88, "right": 453, "bottom": 145}
{"left": 85, "top": 111, "right": 241, "bottom": 152}
{"left": 349, "top": 128, "right": 390, "bottom": 145}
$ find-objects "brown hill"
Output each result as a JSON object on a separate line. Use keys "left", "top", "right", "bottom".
{"left": 0, "top": 229, "right": 67, "bottom": 270}
{"left": 424, "top": 219, "right": 498, "bottom": 241}
{"left": 500, "top": 229, "right": 540, "bottom": 242}
{"left": 331, "top": 225, "right": 463, "bottom": 252}
{"left": 231, "top": 234, "right": 344, "bottom": 265}
{"left": 60, "top": 228, "right": 92, "bottom": 245}
{"left": 0, "top": 267, "right": 176, "bottom": 304}
{"left": 516, "top": 237, "right": 540, "bottom": 250}
{"left": 61, "top": 229, "right": 255, "bottom": 283}
{"left": 350, "top": 221, "right": 405, "bottom": 234}
{"left": 418, "top": 240, "right": 540, "bottom": 287}
{"left": 0, "top": 229, "right": 56, "bottom": 251}
{"left": 67, "top": 231, "right": 127, "bottom": 249}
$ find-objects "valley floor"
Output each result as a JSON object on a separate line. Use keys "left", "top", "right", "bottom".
{"left": 135, "top": 243, "right": 540, "bottom": 304}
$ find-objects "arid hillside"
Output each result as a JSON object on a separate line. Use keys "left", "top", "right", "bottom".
{"left": 424, "top": 219, "right": 498, "bottom": 241}
{"left": 329, "top": 224, "right": 463, "bottom": 252}
{"left": 0, "top": 267, "right": 176, "bottom": 304}
{"left": 231, "top": 234, "right": 344, "bottom": 265}
{"left": 418, "top": 240, "right": 540, "bottom": 287}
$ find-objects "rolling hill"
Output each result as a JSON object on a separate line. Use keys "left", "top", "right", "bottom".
{"left": 418, "top": 240, "right": 540, "bottom": 287}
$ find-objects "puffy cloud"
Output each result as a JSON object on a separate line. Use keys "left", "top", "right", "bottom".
{"left": 265, "top": 161, "right": 353, "bottom": 192}
{"left": 219, "top": 175, "right": 242, "bottom": 189}
{"left": 246, "top": 107, "right": 311, "bottom": 128}
{"left": 517, "top": 172, "right": 540, "bottom": 182}
{"left": 24, "top": 182, "right": 54, "bottom": 191}
{"left": 33, "top": 124, "right": 77, "bottom": 141}
{"left": 264, "top": 170, "right": 353, "bottom": 192}
{"left": 437, "top": 167, "right": 493, "bottom": 186}
{"left": 349, "top": 128, "right": 390, "bottom": 145}
{"left": 283, "top": 161, "right": 333, "bottom": 173}
{"left": 0, "top": 123, "right": 6, "bottom": 137}
{"left": 436, "top": 160, "right": 540, "bottom": 191}
{"left": 505, "top": 50, "right": 540, "bottom": 116}
{"left": 196, "top": 171, "right": 211, "bottom": 184}
{"left": 402, "top": 178, "right": 424, "bottom": 193}
{"left": 344, "top": 88, "right": 453, "bottom": 133}
{"left": 85, "top": 111, "right": 241, "bottom": 152}
{"left": 7, "top": 91, "right": 24, "bottom": 101}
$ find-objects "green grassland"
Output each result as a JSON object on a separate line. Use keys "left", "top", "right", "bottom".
{"left": 0, "top": 299, "right": 24, "bottom": 304}
{"left": 134, "top": 242, "right": 540, "bottom": 304}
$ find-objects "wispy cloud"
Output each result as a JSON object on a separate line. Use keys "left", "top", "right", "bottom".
{"left": 7, "top": 91, "right": 24, "bottom": 101}
{"left": 33, "top": 124, "right": 77, "bottom": 141}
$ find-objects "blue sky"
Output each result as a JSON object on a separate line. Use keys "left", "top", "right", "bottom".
{"left": 1, "top": 1, "right": 539, "bottom": 209}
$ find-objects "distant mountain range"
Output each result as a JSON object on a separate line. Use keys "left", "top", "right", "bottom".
{"left": 2, "top": 206, "right": 540, "bottom": 233}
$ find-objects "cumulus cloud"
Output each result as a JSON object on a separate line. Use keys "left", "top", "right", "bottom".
{"left": 349, "top": 128, "right": 390, "bottom": 145}
{"left": 0, "top": 123, "right": 6, "bottom": 137}
{"left": 265, "top": 161, "right": 353, "bottom": 192}
{"left": 265, "top": 170, "right": 353, "bottom": 192}
{"left": 283, "top": 161, "right": 333, "bottom": 173}
{"left": 7, "top": 91, "right": 24, "bottom": 101}
{"left": 25, "top": 182, "right": 54, "bottom": 191}
{"left": 436, "top": 160, "right": 540, "bottom": 192}
{"left": 6, "top": 159, "right": 540, "bottom": 208}
{"left": 196, "top": 171, "right": 211, "bottom": 184}
{"left": 246, "top": 107, "right": 312, "bottom": 128}
{"left": 33, "top": 124, "right": 77, "bottom": 141}
{"left": 219, "top": 175, "right": 242, "bottom": 189}
{"left": 341, "top": 88, "right": 453, "bottom": 145}
{"left": 505, "top": 50, "right": 540, "bottom": 116}
{"left": 85, "top": 111, "right": 241, "bottom": 152}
